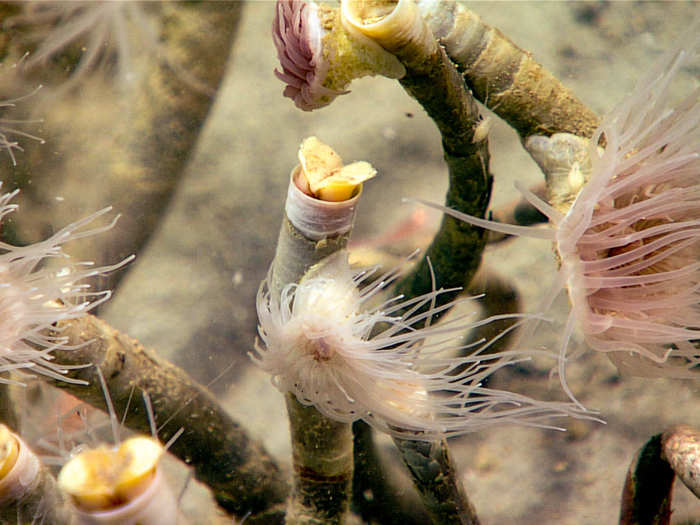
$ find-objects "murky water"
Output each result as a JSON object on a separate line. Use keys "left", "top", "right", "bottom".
{"left": 0, "top": 2, "right": 698, "bottom": 523}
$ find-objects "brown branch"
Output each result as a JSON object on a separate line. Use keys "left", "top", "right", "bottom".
{"left": 618, "top": 425, "right": 700, "bottom": 525}
{"left": 39, "top": 314, "right": 288, "bottom": 524}
{"left": 269, "top": 183, "right": 356, "bottom": 524}
{"left": 423, "top": 2, "right": 600, "bottom": 140}
{"left": 344, "top": 3, "right": 487, "bottom": 523}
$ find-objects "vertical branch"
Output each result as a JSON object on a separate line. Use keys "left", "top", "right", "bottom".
{"left": 342, "top": 2, "right": 488, "bottom": 523}
{"left": 342, "top": 0, "right": 492, "bottom": 310}
{"left": 266, "top": 145, "right": 371, "bottom": 524}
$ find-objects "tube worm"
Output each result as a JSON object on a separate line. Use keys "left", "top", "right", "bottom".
{"left": 256, "top": 145, "right": 593, "bottom": 524}
{"left": 417, "top": 21, "right": 700, "bottom": 400}
{"left": 274, "top": 0, "right": 599, "bottom": 139}
{"left": 0, "top": 424, "right": 75, "bottom": 524}
{"left": 341, "top": 0, "right": 492, "bottom": 310}
{"left": 261, "top": 137, "right": 375, "bottom": 525}
{"left": 619, "top": 425, "right": 700, "bottom": 525}
{"left": 256, "top": 240, "right": 598, "bottom": 524}
{"left": 58, "top": 436, "right": 178, "bottom": 525}
{"left": 273, "top": 0, "right": 405, "bottom": 110}
{"left": 412, "top": 0, "right": 601, "bottom": 139}
{"left": 340, "top": 0, "right": 439, "bottom": 70}
{"left": 536, "top": 24, "right": 700, "bottom": 382}
{"left": 0, "top": 186, "right": 131, "bottom": 385}
{"left": 0, "top": 179, "right": 126, "bottom": 434}
{"left": 256, "top": 244, "right": 589, "bottom": 439}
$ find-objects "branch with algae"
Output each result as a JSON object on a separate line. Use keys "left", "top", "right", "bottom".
{"left": 341, "top": 0, "right": 492, "bottom": 314}
{"left": 35, "top": 313, "right": 288, "bottom": 524}
{"left": 414, "top": 0, "right": 600, "bottom": 140}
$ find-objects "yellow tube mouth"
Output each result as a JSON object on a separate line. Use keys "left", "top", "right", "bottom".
{"left": 343, "top": 0, "right": 399, "bottom": 28}
{"left": 296, "top": 136, "right": 377, "bottom": 202}
{"left": 0, "top": 426, "right": 19, "bottom": 481}
{"left": 57, "top": 435, "right": 164, "bottom": 511}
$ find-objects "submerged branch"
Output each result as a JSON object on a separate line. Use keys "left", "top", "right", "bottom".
{"left": 619, "top": 425, "right": 700, "bottom": 525}
{"left": 269, "top": 174, "right": 357, "bottom": 524}
{"left": 419, "top": 0, "right": 600, "bottom": 140}
{"left": 343, "top": 3, "right": 487, "bottom": 523}
{"left": 38, "top": 314, "right": 288, "bottom": 524}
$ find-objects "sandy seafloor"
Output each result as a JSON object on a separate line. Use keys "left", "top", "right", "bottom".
{"left": 3, "top": 1, "right": 700, "bottom": 524}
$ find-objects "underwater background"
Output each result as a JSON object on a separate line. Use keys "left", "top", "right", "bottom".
{"left": 1, "top": 1, "right": 699, "bottom": 523}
